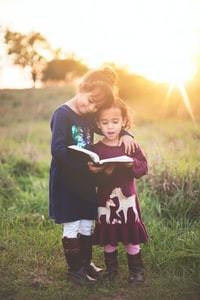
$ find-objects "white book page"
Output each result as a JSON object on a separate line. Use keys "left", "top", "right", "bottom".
{"left": 68, "top": 145, "right": 100, "bottom": 163}
{"left": 99, "top": 155, "right": 133, "bottom": 165}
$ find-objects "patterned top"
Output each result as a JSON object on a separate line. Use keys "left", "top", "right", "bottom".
{"left": 90, "top": 141, "right": 149, "bottom": 246}
{"left": 49, "top": 104, "right": 97, "bottom": 223}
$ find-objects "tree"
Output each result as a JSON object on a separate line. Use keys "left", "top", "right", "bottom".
{"left": 4, "top": 28, "right": 52, "bottom": 87}
{"left": 42, "top": 57, "right": 88, "bottom": 83}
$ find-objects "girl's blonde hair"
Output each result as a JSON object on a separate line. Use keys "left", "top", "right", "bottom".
{"left": 79, "top": 66, "right": 118, "bottom": 90}
{"left": 78, "top": 66, "right": 118, "bottom": 109}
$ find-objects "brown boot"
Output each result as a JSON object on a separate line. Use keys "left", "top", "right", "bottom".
{"left": 127, "top": 252, "right": 145, "bottom": 284}
{"left": 79, "top": 234, "right": 103, "bottom": 279}
{"left": 103, "top": 251, "right": 118, "bottom": 279}
{"left": 62, "top": 237, "right": 96, "bottom": 285}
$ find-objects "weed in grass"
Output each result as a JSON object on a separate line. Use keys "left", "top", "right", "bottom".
{"left": 148, "top": 165, "right": 200, "bottom": 220}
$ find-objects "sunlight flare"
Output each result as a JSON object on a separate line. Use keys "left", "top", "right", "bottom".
{"left": 0, "top": 0, "right": 200, "bottom": 88}
{"left": 177, "top": 84, "right": 196, "bottom": 123}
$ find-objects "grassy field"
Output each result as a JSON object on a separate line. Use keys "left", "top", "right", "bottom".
{"left": 0, "top": 87, "right": 200, "bottom": 300}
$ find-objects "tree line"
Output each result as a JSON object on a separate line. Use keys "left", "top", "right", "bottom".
{"left": 3, "top": 28, "right": 89, "bottom": 87}
{"left": 2, "top": 28, "right": 160, "bottom": 96}
{"left": 2, "top": 28, "right": 200, "bottom": 120}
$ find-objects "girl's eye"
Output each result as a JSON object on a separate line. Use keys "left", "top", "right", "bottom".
{"left": 89, "top": 97, "right": 96, "bottom": 104}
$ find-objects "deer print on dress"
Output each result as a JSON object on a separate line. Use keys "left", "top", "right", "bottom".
{"left": 110, "top": 187, "right": 139, "bottom": 223}
{"left": 98, "top": 187, "right": 140, "bottom": 224}
{"left": 98, "top": 199, "right": 115, "bottom": 224}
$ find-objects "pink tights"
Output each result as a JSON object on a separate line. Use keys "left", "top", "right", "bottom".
{"left": 104, "top": 244, "right": 140, "bottom": 255}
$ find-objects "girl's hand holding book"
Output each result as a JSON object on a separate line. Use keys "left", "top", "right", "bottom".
{"left": 124, "top": 161, "right": 134, "bottom": 168}
{"left": 104, "top": 164, "right": 116, "bottom": 175}
{"left": 88, "top": 161, "right": 105, "bottom": 173}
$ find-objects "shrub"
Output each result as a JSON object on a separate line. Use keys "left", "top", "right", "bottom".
{"left": 0, "top": 164, "right": 19, "bottom": 210}
{"left": 148, "top": 165, "right": 200, "bottom": 220}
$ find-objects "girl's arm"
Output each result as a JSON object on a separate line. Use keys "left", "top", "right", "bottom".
{"left": 51, "top": 108, "right": 88, "bottom": 170}
{"left": 131, "top": 143, "right": 148, "bottom": 178}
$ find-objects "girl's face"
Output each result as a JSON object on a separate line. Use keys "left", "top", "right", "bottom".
{"left": 97, "top": 107, "right": 126, "bottom": 142}
{"left": 75, "top": 88, "right": 106, "bottom": 115}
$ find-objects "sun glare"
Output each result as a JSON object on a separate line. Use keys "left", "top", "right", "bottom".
{"left": 0, "top": 0, "right": 199, "bottom": 92}
{"left": 126, "top": 24, "right": 197, "bottom": 86}
{"left": 137, "top": 61, "right": 196, "bottom": 86}
{"left": 178, "top": 84, "right": 196, "bottom": 123}
{"left": 117, "top": 0, "right": 199, "bottom": 86}
{"left": 153, "top": 49, "right": 194, "bottom": 85}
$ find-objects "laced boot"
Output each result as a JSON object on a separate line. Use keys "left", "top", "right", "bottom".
{"left": 79, "top": 234, "right": 103, "bottom": 279}
{"left": 103, "top": 250, "right": 118, "bottom": 280}
{"left": 127, "top": 252, "right": 145, "bottom": 285}
{"left": 62, "top": 237, "right": 96, "bottom": 285}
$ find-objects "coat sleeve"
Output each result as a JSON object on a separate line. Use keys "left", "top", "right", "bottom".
{"left": 50, "top": 108, "right": 88, "bottom": 170}
{"left": 131, "top": 143, "right": 148, "bottom": 179}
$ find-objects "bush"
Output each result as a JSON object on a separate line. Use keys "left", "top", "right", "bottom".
{"left": 0, "top": 165, "right": 19, "bottom": 210}
{"left": 0, "top": 158, "right": 48, "bottom": 216}
{"left": 148, "top": 165, "right": 200, "bottom": 220}
{"left": 10, "top": 159, "right": 47, "bottom": 177}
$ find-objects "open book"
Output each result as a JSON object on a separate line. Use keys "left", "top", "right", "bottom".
{"left": 68, "top": 145, "right": 134, "bottom": 165}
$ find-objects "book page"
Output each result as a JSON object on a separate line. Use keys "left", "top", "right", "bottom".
{"left": 68, "top": 145, "right": 100, "bottom": 163}
{"left": 99, "top": 155, "right": 134, "bottom": 165}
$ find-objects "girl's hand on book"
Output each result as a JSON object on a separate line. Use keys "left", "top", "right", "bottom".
{"left": 119, "top": 135, "right": 135, "bottom": 155}
{"left": 124, "top": 162, "right": 134, "bottom": 168}
{"left": 104, "top": 164, "right": 115, "bottom": 175}
{"left": 88, "top": 161, "right": 105, "bottom": 173}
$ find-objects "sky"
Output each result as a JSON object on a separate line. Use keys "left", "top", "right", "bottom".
{"left": 0, "top": 0, "right": 200, "bottom": 88}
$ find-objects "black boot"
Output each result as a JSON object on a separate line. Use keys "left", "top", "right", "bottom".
{"left": 103, "top": 251, "right": 118, "bottom": 279}
{"left": 79, "top": 234, "right": 103, "bottom": 279}
{"left": 62, "top": 237, "right": 96, "bottom": 285}
{"left": 127, "top": 252, "right": 145, "bottom": 284}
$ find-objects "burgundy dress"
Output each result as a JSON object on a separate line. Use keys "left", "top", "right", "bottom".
{"left": 90, "top": 141, "right": 148, "bottom": 246}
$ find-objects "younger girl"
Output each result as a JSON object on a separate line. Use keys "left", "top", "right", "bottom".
{"left": 49, "top": 67, "right": 135, "bottom": 285}
{"left": 88, "top": 98, "right": 148, "bottom": 284}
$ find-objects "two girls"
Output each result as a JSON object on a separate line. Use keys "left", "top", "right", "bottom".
{"left": 49, "top": 67, "right": 135, "bottom": 285}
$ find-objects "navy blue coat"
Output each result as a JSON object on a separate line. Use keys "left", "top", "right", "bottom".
{"left": 49, "top": 104, "right": 97, "bottom": 223}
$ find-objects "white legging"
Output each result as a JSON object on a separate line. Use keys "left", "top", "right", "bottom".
{"left": 63, "top": 220, "right": 94, "bottom": 238}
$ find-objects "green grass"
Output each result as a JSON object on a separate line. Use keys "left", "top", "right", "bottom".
{"left": 0, "top": 87, "right": 200, "bottom": 300}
